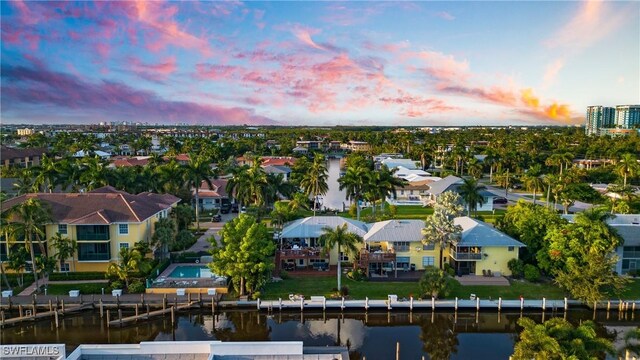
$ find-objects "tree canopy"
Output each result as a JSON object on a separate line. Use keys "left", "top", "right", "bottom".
{"left": 210, "top": 214, "right": 275, "bottom": 297}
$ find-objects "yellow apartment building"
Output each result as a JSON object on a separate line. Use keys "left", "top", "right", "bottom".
{"left": 1, "top": 186, "right": 180, "bottom": 272}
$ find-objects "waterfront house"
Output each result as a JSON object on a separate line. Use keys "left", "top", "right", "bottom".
{"left": 0, "top": 186, "right": 180, "bottom": 272}
{"left": 277, "top": 216, "right": 369, "bottom": 272}
{"left": 278, "top": 215, "right": 524, "bottom": 278}
{"left": 362, "top": 220, "right": 438, "bottom": 277}
{"left": 562, "top": 214, "right": 640, "bottom": 275}
{"left": 450, "top": 217, "right": 525, "bottom": 276}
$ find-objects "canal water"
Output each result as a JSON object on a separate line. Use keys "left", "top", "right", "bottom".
{"left": 2, "top": 310, "right": 635, "bottom": 359}
{"left": 322, "top": 158, "right": 348, "bottom": 211}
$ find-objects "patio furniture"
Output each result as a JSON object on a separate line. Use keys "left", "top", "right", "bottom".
{"left": 388, "top": 294, "right": 398, "bottom": 303}
{"left": 487, "top": 269, "right": 493, "bottom": 277}
{"left": 112, "top": 289, "right": 123, "bottom": 297}
{"left": 69, "top": 290, "right": 80, "bottom": 297}
{"left": 482, "top": 269, "right": 488, "bottom": 277}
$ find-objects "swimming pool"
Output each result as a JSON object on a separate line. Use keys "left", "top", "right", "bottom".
{"left": 168, "top": 266, "right": 210, "bottom": 278}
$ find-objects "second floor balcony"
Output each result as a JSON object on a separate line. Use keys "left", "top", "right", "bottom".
{"left": 450, "top": 246, "right": 483, "bottom": 261}
{"left": 359, "top": 249, "right": 396, "bottom": 263}
{"left": 279, "top": 248, "right": 328, "bottom": 260}
{"left": 76, "top": 225, "right": 110, "bottom": 241}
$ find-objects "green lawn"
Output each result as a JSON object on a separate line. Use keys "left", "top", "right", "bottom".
{"left": 261, "top": 276, "right": 419, "bottom": 300}
{"left": 260, "top": 275, "right": 570, "bottom": 300}
{"left": 618, "top": 279, "right": 640, "bottom": 299}
{"left": 46, "top": 283, "right": 110, "bottom": 295}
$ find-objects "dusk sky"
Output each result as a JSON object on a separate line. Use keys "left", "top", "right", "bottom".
{"left": 1, "top": 1, "right": 638, "bottom": 126}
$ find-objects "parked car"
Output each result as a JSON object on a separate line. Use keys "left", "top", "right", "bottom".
{"left": 231, "top": 203, "right": 239, "bottom": 213}
{"left": 211, "top": 214, "right": 222, "bottom": 222}
{"left": 493, "top": 197, "right": 508, "bottom": 204}
{"left": 220, "top": 203, "right": 231, "bottom": 214}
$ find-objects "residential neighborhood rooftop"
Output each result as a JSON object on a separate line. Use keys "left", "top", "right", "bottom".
{"left": 0, "top": 186, "right": 180, "bottom": 224}
{"left": 364, "top": 219, "right": 424, "bottom": 242}
{"left": 280, "top": 216, "right": 369, "bottom": 238}
{"left": 454, "top": 216, "right": 526, "bottom": 247}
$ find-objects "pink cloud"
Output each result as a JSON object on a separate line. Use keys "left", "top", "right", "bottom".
{"left": 291, "top": 25, "right": 327, "bottom": 51}
{"left": 1, "top": 64, "right": 274, "bottom": 125}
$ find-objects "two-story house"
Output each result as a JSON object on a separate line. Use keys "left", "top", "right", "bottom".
{"left": 277, "top": 216, "right": 369, "bottom": 272}
{"left": 0, "top": 186, "right": 180, "bottom": 272}
{"left": 362, "top": 220, "right": 439, "bottom": 277}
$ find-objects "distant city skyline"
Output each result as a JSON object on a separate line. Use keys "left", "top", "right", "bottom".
{"left": 1, "top": 1, "right": 638, "bottom": 126}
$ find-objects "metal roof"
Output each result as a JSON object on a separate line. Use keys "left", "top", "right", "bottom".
{"left": 364, "top": 220, "right": 424, "bottom": 242}
{"left": 280, "top": 216, "right": 369, "bottom": 238}
{"left": 454, "top": 216, "right": 526, "bottom": 247}
{"left": 427, "top": 175, "right": 463, "bottom": 195}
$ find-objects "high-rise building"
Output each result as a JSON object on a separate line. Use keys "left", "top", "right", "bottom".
{"left": 615, "top": 105, "right": 640, "bottom": 129}
{"left": 585, "top": 106, "right": 615, "bottom": 135}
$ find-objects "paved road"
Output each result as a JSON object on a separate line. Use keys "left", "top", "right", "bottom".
{"left": 484, "top": 184, "right": 593, "bottom": 213}
{"left": 186, "top": 212, "right": 235, "bottom": 253}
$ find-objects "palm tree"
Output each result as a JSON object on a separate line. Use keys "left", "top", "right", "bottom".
{"left": 244, "top": 159, "right": 269, "bottom": 206}
{"left": 78, "top": 156, "right": 109, "bottom": 190}
{"left": 617, "top": 153, "right": 639, "bottom": 187}
{"left": 6, "top": 198, "right": 53, "bottom": 291}
{"left": 300, "top": 155, "right": 329, "bottom": 215}
{"left": 106, "top": 247, "right": 150, "bottom": 288}
{"left": 521, "top": 164, "right": 545, "bottom": 205}
{"left": 339, "top": 164, "right": 369, "bottom": 220}
{"left": 458, "top": 177, "right": 486, "bottom": 217}
{"left": 320, "top": 224, "right": 363, "bottom": 290}
{"left": 183, "top": 155, "right": 215, "bottom": 230}
{"left": 33, "top": 154, "right": 59, "bottom": 193}
{"left": 226, "top": 164, "right": 251, "bottom": 210}
{"left": 545, "top": 153, "right": 564, "bottom": 175}
{"left": 50, "top": 232, "right": 77, "bottom": 272}
{"left": 467, "top": 157, "right": 483, "bottom": 179}
{"left": 374, "top": 165, "right": 405, "bottom": 213}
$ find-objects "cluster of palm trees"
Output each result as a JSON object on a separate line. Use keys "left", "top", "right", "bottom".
{"left": 338, "top": 156, "right": 405, "bottom": 220}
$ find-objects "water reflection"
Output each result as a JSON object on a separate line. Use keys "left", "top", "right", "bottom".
{"left": 323, "top": 158, "right": 348, "bottom": 211}
{"left": 2, "top": 310, "right": 635, "bottom": 359}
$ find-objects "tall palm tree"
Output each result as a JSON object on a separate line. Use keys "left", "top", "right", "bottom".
{"left": 617, "top": 153, "right": 639, "bottom": 187}
{"left": 320, "top": 224, "right": 363, "bottom": 290}
{"left": 375, "top": 165, "right": 405, "bottom": 213}
{"left": 244, "top": 159, "right": 269, "bottom": 206}
{"left": 300, "top": 155, "right": 329, "bottom": 215}
{"left": 339, "top": 164, "right": 369, "bottom": 220}
{"left": 78, "top": 156, "right": 109, "bottom": 190}
{"left": 6, "top": 198, "right": 53, "bottom": 291}
{"left": 521, "top": 164, "right": 545, "bottom": 205}
{"left": 226, "top": 164, "right": 251, "bottom": 210}
{"left": 183, "top": 155, "right": 215, "bottom": 230}
{"left": 458, "top": 177, "right": 486, "bottom": 216}
{"left": 33, "top": 154, "right": 59, "bottom": 193}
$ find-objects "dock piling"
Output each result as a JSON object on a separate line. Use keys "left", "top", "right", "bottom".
{"left": 100, "top": 299, "right": 103, "bottom": 318}
{"left": 476, "top": 297, "right": 480, "bottom": 311}
{"left": 54, "top": 308, "right": 59, "bottom": 328}
{"left": 135, "top": 303, "right": 139, "bottom": 317}
{"left": 410, "top": 296, "right": 413, "bottom": 311}
{"left": 431, "top": 297, "right": 435, "bottom": 311}
{"left": 498, "top": 297, "right": 502, "bottom": 311}
{"left": 564, "top": 297, "right": 568, "bottom": 311}
{"left": 543, "top": 298, "right": 546, "bottom": 310}
{"left": 341, "top": 297, "right": 345, "bottom": 311}
{"left": 106, "top": 309, "right": 110, "bottom": 328}
{"left": 365, "top": 297, "right": 369, "bottom": 311}
{"left": 455, "top": 297, "right": 458, "bottom": 311}
{"left": 171, "top": 306, "right": 175, "bottom": 325}
{"left": 278, "top": 298, "right": 282, "bottom": 311}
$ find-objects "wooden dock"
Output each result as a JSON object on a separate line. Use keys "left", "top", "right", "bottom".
{"left": 0, "top": 303, "right": 93, "bottom": 327}
{"left": 107, "top": 301, "right": 198, "bottom": 327}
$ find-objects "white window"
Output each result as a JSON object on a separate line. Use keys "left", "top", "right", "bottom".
{"left": 58, "top": 224, "right": 68, "bottom": 235}
{"left": 119, "top": 243, "right": 130, "bottom": 250}
{"left": 60, "top": 263, "right": 70, "bottom": 272}
{"left": 423, "top": 243, "right": 435, "bottom": 251}
{"left": 422, "top": 256, "right": 435, "bottom": 267}
{"left": 118, "top": 224, "right": 129, "bottom": 235}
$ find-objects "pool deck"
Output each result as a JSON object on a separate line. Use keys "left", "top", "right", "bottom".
{"left": 154, "top": 263, "right": 226, "bottom": 289}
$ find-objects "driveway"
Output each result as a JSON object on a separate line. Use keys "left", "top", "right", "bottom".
{"left": 186, "top": 212, "right": 235, "bottom": 253}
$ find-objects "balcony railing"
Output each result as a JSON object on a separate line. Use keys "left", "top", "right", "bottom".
{"left": 78, "top": 253, "right": 111, "bottom": 261}
{"left": 450, "top": 250, "right": 483, "bottom": 261}
{"left": 279, "top": 248, "right": 328, "bottom": 260}
{"left": 77, "top": 225, "right": 110, "bottom": 241}
{"left": 359, "top": 249, "right": 396, "bottom": 263}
